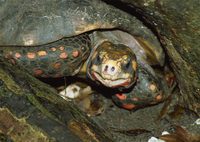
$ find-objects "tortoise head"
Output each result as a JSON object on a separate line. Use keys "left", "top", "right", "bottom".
{"left": 87, "top": 41, "right": 137, "bottom": 88}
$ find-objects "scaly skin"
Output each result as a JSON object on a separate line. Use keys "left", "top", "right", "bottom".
{"left": 112, "top": 64, "right": 167, "bottom": 110}
{"left": 0, "top": 34, "right": 91, "bottom": 78}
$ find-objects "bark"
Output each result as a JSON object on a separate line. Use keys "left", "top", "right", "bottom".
{"left": 0, "top": 60, "right": 112, "bottom": 142}
{"left": 103, "top": 0, "right": 200, "bottom": 114}
{"left": 0, "top": 1, "right": 199, "bottom": 141}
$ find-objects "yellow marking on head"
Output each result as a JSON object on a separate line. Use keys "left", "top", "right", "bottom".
{"left": 91, "top": 64, "right": 98, "bottom": 71}
{"left": 105, "top": 60, "right": 119, "bottom": 67}
{"left": 132, "top": 61, "right": 137, "bottom": 71}
{"left": 122, "top": 55, "right": 128, "bottom": 61}
{"left": 99, "top": 51, "right": 107, "bottom": 59}
{"left": 123, "top": 73, "right": 131, "bottom": 78}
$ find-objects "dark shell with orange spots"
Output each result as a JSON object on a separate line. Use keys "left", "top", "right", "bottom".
{"left": 112, "top": 64, "right": 168, "bottom": 110}
{"left": 0, "top": 0, "right": 168, "bottom": 111}
{"left": 0, "top": 0, "right": 163, "bottom": 79}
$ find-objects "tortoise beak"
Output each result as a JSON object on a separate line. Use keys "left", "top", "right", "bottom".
{"left": 91, "top": 71, "right": 132, "bottom": 88}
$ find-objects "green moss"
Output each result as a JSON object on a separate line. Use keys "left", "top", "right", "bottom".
{"left": 26, "top": 93, "right": 62, "bottom": 124}
{"left": 0, "top": 69, "right": 22, "bottom": 95}
{"left": 0, "top": 108, "right": 53, "bottom": 142}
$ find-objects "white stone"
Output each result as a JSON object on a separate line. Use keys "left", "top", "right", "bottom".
{"left": 59, "top": 84, "right": 81, "bottom": 100}
{"left": 194, "top": 118, "right": 200, "bottom": 125}
{"left": 161, "top": 131, "right": 170, "bottom": 135}
{"left": 148, "top": 137, "right": 166, "bottom": 142}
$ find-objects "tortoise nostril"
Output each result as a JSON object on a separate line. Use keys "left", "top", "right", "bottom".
{"left": 111, "top": 66, "right": 115, "bottom": 72}
{"left": 104, "top": 65, "right": 108, "bottom": 72}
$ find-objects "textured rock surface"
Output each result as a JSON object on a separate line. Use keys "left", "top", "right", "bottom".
{"left": 0, "top": 0, "right": 200, "bottom": 142}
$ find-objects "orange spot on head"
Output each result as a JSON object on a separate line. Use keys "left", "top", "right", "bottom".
{"left": 27, "top": 52, "right": 36, "bottom": 59}
{"left": 59, "top": 52, "right": 68, "bottom": 59}
{"left": 72, "top": 50, "right": 79, "bottom": 58}
{"left": 15, "top": 53, "right": 21, "bottom": 58}
{"left": 122, "top": 104, "right": 136, "bottom": 110}
{"left": 34, "top": 69, "right": 43, "bottom": 76}
{"left": 37, "top": 51, "right": 47, "bottom": 56}
{"left": 53, "top": 62, "right": 61, "bottom": 69}
{"left": 51, "top": 47, "right": 56, "bottom": 51}
{"left": 115, "top": 94, "right": 127, "bottom": 100}
{"left": 59, "top": 46, "right": 65, "bottom": 51}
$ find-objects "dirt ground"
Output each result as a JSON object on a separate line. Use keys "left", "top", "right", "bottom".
{"left": 90, "top": 94, "right": 199, "bottom": 142}
{"left": 44, "top": 77, "right": 199, "bottom": 142}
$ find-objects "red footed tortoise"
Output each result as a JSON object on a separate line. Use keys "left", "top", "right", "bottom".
{"left": 0, "top": 0, "right": 168, "bottom": 110}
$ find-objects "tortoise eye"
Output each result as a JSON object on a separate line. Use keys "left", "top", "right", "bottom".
{"left": 96, "top": 54, "right": 101, "bottom": 62}
{"left": 111, "top": 66, "right": 115, "bottom": 72}
{"left": 125, "top": 59, "right": 131, "bottom": 69}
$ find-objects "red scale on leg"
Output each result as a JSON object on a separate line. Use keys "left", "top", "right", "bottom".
{"left": 15, "top": 53, "right": 21, "bottom": 59}
{"left": 34, "top": 69, "right": 43, "bottom": 76}
{"left": 72, "top": 50, "right": 79, "bottom": 58}
{"left": 53, "top": 62, "right": 61, "bottom": 69}
{"left": 27, "top": 52, "right": 36, "bottom": 59}
{"left": 59, "top": 52, "right": 68, "bottom": 59}
{"left": 115, "top": 93, "right": 127, "bottom": 100}
{"left": 155, "top": 93, "right": 163, "bottom": 102}
{"left": 51, "top": 47, "right": 56, "bottom": 51}
{"left": 122, "top": 104, "right": 136, "bottom": 110}
{"left": 37, "top": 51, "right": 47, "bottom": 57}
{"left": 59, "top": 46, "right": 65, "bottom": 51}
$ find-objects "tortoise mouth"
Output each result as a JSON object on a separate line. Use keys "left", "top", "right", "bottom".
{"left": 91, "top": 71, "right": 131, "bottom": 88}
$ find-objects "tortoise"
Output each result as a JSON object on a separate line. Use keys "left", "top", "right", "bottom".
{"left": 0, "top": 0, "right": 166, "bottom": 109}
{"left": 58, "top": 30, "right": 169, "bottom": 110}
